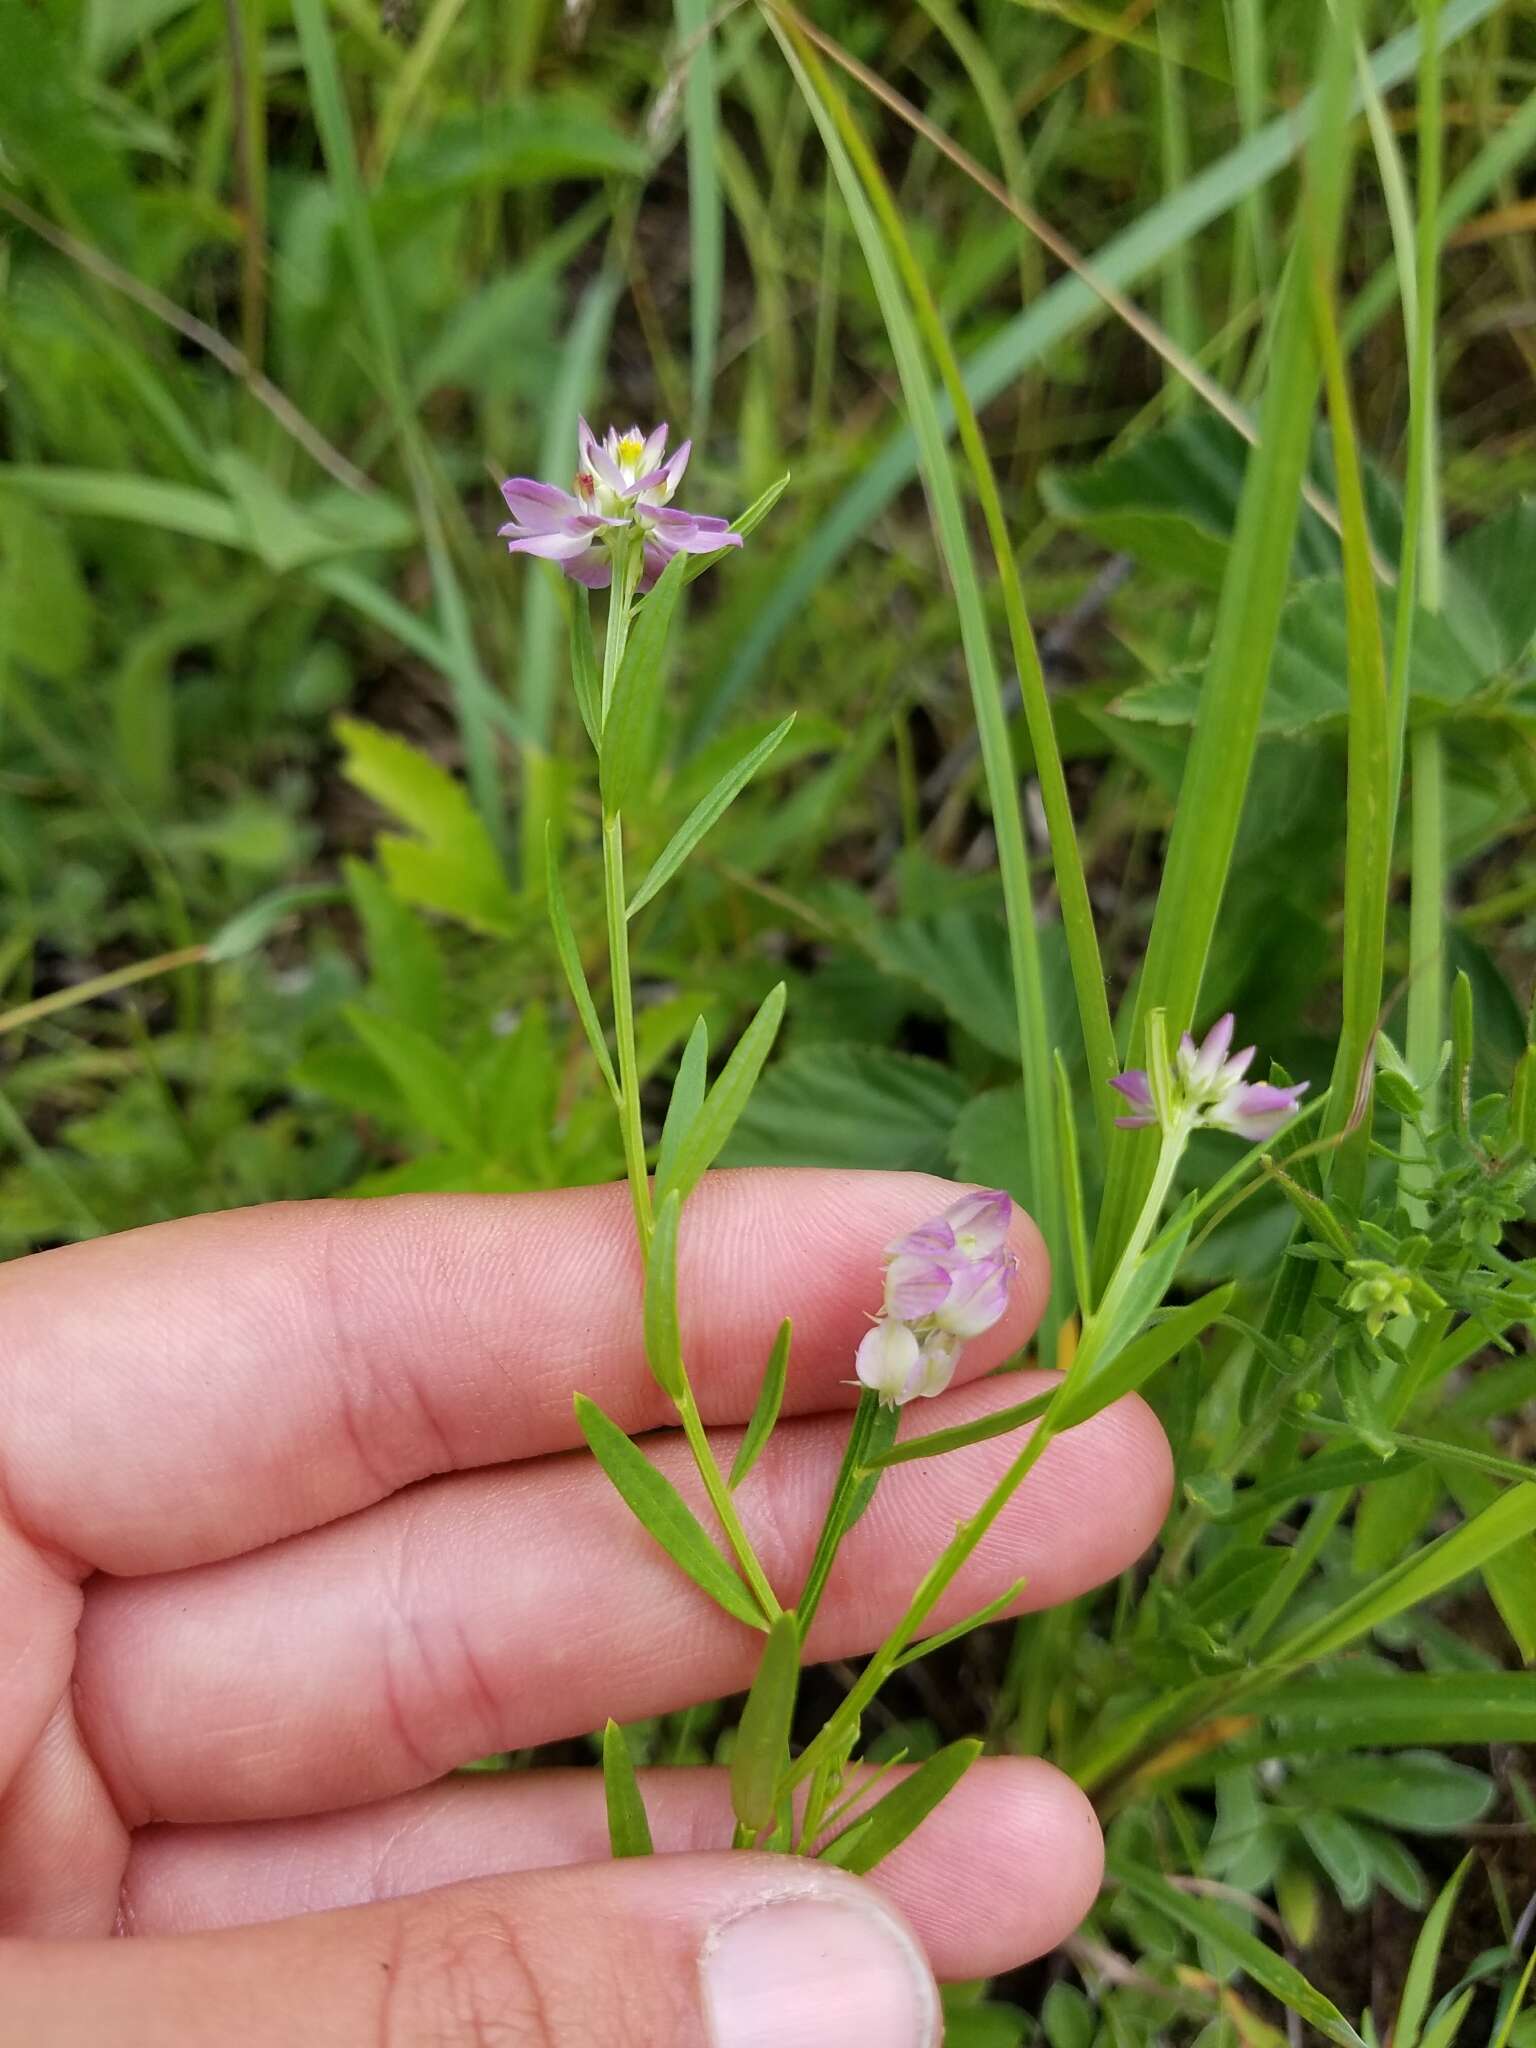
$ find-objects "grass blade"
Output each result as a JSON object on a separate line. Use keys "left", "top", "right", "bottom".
{"left": 1093, "top": 0, "right": 1360, "bottom": 1277}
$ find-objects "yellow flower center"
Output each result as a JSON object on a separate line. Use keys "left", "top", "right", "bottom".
{"left": 616, "top": 434, "right": 644, "bottom": 467}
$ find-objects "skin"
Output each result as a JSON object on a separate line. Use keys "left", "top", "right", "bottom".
{"left": 0, "top": 1169, "right": 1172, "bottom": 2043}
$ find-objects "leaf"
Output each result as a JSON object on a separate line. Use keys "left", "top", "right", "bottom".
{"left": 1262, "top": 1673, "right": 1536, "bottom": 1751}
{"left": 1445, "top": 499, "right": 1536, "bottom": 671}
{"left": 730, "top": 1320, "right": 791, "bottom": 1489}
{"left": 0, "top": 494, "right": 92, "bottom": 678}
{"left": 204, "top": 884, "right": 344, "bottom": 963}
{"left": 601, "top": 553, "right": 688, "bottom": 812}
{"left": 1054, "top": 1281, "right": 1232, "bottom": 1431}
{"left": 664, "top": 983, "right": 787, "bottom": 1197}
{"left": 819, "top": 1740, "right": 982, "bottom": 1873}
{"left": 568, "top": 585, "right": 602, "bottom": 751}
{"left": 1297, "top": 1809, "right": 1374, "bottom": 1910}
{"left": 573, "top": 1394, "right": 764, "bottom": 1631}
{"left": 545, "top": 834, "right": 619, "bottom": 1101}
{"left": 1286, "top": 1753, "right": 1493, "bottom": 1834}
{"left": 725, "top": 1044, "right": 967, "bottom": 1173}
{"left": 1395, "top": 1856, "right": 1473, "bottom": 2048}
{"left": 1111, "top": 1858, "right": 1366, "bottom": 2047}
{"left": 864, "top": 906, "right": 1023, "bottom": 1060}
{"left": 949, "top": 1087, "right": 1031, "bottom": 1208}
{"left": 797, "top": 1391, "right": 901, "bottom": 1632}
{"left": 345, "top": 1007, "right": 479, "bottom": 1151}
{"left": 344, "top": 858, "right": 446, "bottom": 1040}
{"left": 628, "top": 716, "right": 795, "bottom": 917}
{"left": 1271, "top": 1482, "right": 1536, "bottom": 1668}
{"left": 731, "top": 1612, "right": 801, "bottom": 1832}
{"left": 867, "top": 1389, "right": 1055, "bottom": 1471}
{"left": 601, "top": 1720, "right": 654, "bottom": 1858}
{"left": 655, "top": 1018, "right": 708, "bottom": 1198}
{"left": 643, "top": 1191, "right": 685, "bottom": 1401}
{"left": 386, "top": 98, "right": 649, "bottom": 199}
{"left": 334, "top": 718, "right": 514, "bottom": 937}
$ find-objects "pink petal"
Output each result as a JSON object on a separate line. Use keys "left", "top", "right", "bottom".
{"left": 933, "top": 1252, "right": 1012, "bottom": 1339}
{"left": 884, "top": 1254, "right": 954, "bottom": 1322}
{"left": 499, "top": 478, "right": 583, "bottom": 530}
{"left": 658, "top": 439, "right": 692, "bottom": 494}
{"left": 940, "top": 1188, "right": 1011, "bottom": 1256}
{"left": 640, "top": 423, "right": 669, "bottom": 472}
{"left": 562, "top": 549, "right": 613, "bottom": 589}
{"left": 1111, "top": 1069, "right": 1152, "bottom": 1108}
{"left": 1200, "top": 1013, "right": 1236, "bottom": 1068}
{"left": 506, "top": 530, "right": 597, "bottom": 562}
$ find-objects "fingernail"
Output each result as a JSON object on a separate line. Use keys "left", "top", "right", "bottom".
{"left": 702, "top": 1892, "right": 940, "bottom": 2048}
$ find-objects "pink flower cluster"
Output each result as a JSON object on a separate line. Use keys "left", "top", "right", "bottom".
{"left": 855, "top": 1189, "right": 1016, "bottom": 1409}
{"left": 1112, "top": 1013, "right": 1307, "bottom": 1142}
{"left": 498, "top": 420, "right": 741, "bottom": 591}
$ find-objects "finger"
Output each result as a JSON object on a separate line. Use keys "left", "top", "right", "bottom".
{"left": 2, "top": 1855, "right": 943, "bottom": 2048}
{"left": 123, "top": 1757, "right": 1102, "bottom": 1981}
{"left": 78, "top": 1375, "right": 1170, "bottom": 1822}
{"left": 2, "top": 1173, "right": 1047, "bottom": 1575}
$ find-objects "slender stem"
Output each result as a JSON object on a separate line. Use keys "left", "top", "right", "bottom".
{"left": 601, "top": 813, "right": 653, "bottom": 1246}
{"left": 786, "top": 1117, "right": 1190, "bottom": 1791}
{"left": 595, "top": 550, "right": 778, "bottom": 1623}
{"left": 678, "top": 1390, "right": 783, "bottom": 1623}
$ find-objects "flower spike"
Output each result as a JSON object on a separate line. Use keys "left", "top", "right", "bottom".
{"left": 1113, "top": 1013, "right": 1308, "bottom": 1142}
{"left": 856, "top": 1189, "right": 1017, "bottom": 1409}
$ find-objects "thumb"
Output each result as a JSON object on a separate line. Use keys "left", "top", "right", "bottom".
{"left": 5, "top": 1853, "right": 942, "bottom": 2047}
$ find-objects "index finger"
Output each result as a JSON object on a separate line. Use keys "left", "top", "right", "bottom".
{"left": 0, "top": 1171, "right": 1047, "bottom": 1576}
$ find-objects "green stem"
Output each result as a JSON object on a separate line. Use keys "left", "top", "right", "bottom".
{"left": 596, "top": 547, "right": 778, "bottom": 1624}
{"left": 601, "top": 812, "right": 653, "bottom": 1246}
{"left": 679, "top": 1388, "right": 783, "bottom": 1623}
{"left": 785, "top": 1116, "right": 1190, "bottom": 1791}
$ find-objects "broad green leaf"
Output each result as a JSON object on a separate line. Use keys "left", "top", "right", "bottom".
{"left": 335, "top": 717, "right": 514, "bottom": 937}
{"left": 864, "top": 906, "right": 1024, "bottom": 1061}
{"left": 949, "top": 1087, "right": 1030, "bottom": 1209}
{"left": 1287, "top": 1752, "right": 1493, "bottom": 1834}
{"left": 345, "top": 1007, "right": 478, "bottom": 1151}
{"left": 655, "top": 1018, "right": 708, "bottom": 1198}
{"left": 730, "top": 1320, "right": 791, "bottom": 1489}
{"left": 601, "top": 553, "right": 689, "bottom": 812}
{"left": 628, "top": 716, "right": 795, "bottom": 917}
{"left": 345, "top": 858, "right": 446, "bottom": 1040}
{"left": 0, "top": 494, "right": 92, "bottom": 678}
{"left": 545, "top": 835, "right": 619, "bottom": 1102}
{"left": 731, "top": 1612, "right": 800, "bottom": 1832}
{"left": 665, "top": 983, "right": 787, "bottom": 1196}
{"left": 1445, "top": 499, "right": 1536, "bottom": 671}
{"left": 820, "top": 1740, "right": 982, "bottom": 1873}
{"left": 643, "top": 1191, "right": 685, "bottom": 1401}
{"left": 573, "top": 1394, "right": 764, "bottom": 1632}
{"left": 1054, "top": 1280, "right": 1231, "bottom": 1431}
{"left": 725, "top": 1043, "right": 966, "bottom": 1174}
{"left": 1297, "top": 1809, "right": 1374, "bottom": 1910}
{"left": 601, "top": 1720, "right": 654, "bottom": 1858}
{"left": 1271, "top": 1482, "right": 1536, "bottom": 1667}
{"left": 1110, "top": 1858, "right": 1366, "bottom": 2047}
{"left": 386, "top": 99, "right": 649, "bottom": 198}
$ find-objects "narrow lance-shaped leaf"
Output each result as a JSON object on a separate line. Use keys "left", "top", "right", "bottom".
{"left": 731, "top": 1612, "right": 801, "bottom": 1834}
{"left": 573, "top": 1393, "right": 765, "bottom": 1631}
{"left": 601, "top": 1720, "right": 654, "bottom": 1858}
{"left": 685, "top": 473, "right": 790, "bottom": 582}
{"left": 797, "top": 1391, "right": 900, "bottom": 1633}
{"left": 1052, "top": 1281, "right": 1234, "bottom": 1431}
{"left": 545, "top": 829, "right": 619, "bottom": 1102}
{"left": 655, "top": 1017, "right": 708, "bottom": 1196}
{"left": 1395, "top": 1855, "right": 1472, "bottom": 2048}
{"left": 661, "top": 982, "right": 787, "bottom": 1202}
{"left": 628, "top": 715, "right": 795, "bottom": 918}
{"left": 644, "top": 1191, "right": 685, "bottom": 1401}
{"left": 819, "top": 1740, "right": 984, "bottom": 1875}
{"left": 730, "top": 1319, "right": 791, "bottom": 1489}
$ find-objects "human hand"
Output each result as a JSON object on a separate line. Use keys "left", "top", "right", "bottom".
{"left": 0, "top": 1171, "right": 1170, "bottom": 2044}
